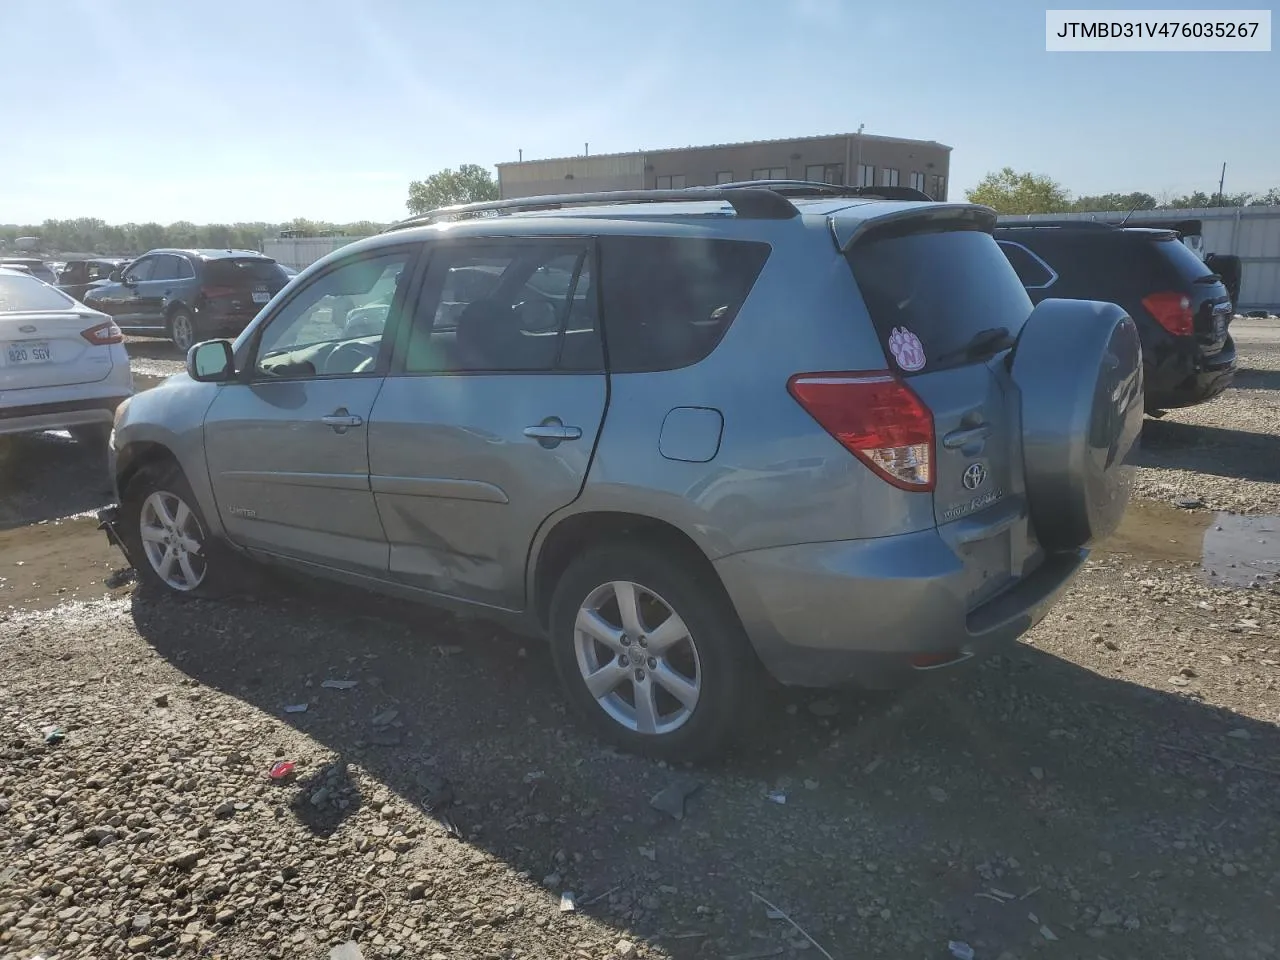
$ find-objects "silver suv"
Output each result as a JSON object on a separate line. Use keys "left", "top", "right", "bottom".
{"left": 104, "top": 184, "right": 1144, "bottom": 760}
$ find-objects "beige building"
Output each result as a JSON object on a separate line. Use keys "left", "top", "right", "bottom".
{"left": 497, "top": 132, "right": 952, "bottom": 202}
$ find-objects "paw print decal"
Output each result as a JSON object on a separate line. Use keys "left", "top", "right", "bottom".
{"left": 887, "top": 326, "right": 926, "bottom": 372}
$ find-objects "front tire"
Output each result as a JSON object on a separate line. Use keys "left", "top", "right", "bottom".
{"left": 120, "top": 464, "right": 226, "bottom": 598}
{"left": 548, "top": 543, "right": 755, "bottom": 762}
{"left": 168, "top": 308, "right": 197, "bottom": 353}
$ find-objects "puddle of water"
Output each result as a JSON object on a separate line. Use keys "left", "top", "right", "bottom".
{"left": 1204, "top": 514, "right": 1280, "bottom": 588}
{"left": 1098, "top": 501, "right": 1280, "bottom": 589}
{"left": 0, "top": 516, "right": 129, "bottom": 612}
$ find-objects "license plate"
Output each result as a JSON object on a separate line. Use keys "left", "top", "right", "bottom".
{"left": 251, "top": 290, "right": 270, "bottom": 304}
{"left": 6, "top": 341, "right": 51, "bottom": 365}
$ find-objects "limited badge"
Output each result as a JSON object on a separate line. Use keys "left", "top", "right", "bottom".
{"left": 888, "top": 326, "right": 926, "bottom": 372}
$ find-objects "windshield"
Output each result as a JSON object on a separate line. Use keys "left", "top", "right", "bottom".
{"left": 0, "top": 272, "right": 77, "bottom": 312}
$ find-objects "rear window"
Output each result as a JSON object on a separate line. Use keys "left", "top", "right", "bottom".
{"left": 205, "top": 258, "right": 290, "bottom": 287}
{"left": 598, "top": 236, "right": 770, "bottom": 373}
{"left": 848, "top": 228, "right": 1032, "bottom": 374}
{"left": 1150, "top": 236, "right": 1217, "bottom": 285}
{"left": 0, "top": 273, "right": 77, "bottom": 312}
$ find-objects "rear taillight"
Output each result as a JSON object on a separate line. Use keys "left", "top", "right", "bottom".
{"left": 787, "top": 372, "right": 934, "bottom": 491}
{"left": 81, "top": 320, "right": 123, "bottom": 345}
{"left": 1142, "top": 291, "right": 1194, "bottom": 336}
{"left": 201, "top": 285, "right": 236, "bottom": 299}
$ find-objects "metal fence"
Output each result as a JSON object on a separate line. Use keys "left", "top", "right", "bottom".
{"left": 999, "top": 205, "right": 1280, "bottom": 311}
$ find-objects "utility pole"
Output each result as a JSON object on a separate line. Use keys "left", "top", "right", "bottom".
{"left": 856, "top": 123, "right": 865, "bottom": 185}
{"left": 1216, "top": 162, "right": 1227, "bottom": 207}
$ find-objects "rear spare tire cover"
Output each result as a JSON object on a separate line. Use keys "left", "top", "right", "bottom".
{"left": 1011, "top": 298, "right": 1144, "bottom": 551}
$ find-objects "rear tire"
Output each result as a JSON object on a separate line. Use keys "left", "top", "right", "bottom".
{"left": 120, "top": 463, "right": 228, "bottom": 599}
{"left": 548, "top": 542, "right": 755, "bottom": 762}
{"left": 168, "top": 308, "right": 197, "bottom": 353}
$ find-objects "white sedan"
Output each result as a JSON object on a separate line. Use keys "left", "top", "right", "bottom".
{"left": 0, "top": 268, "right": 133, "bottom": 450}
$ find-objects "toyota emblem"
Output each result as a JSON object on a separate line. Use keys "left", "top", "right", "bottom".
{"left": 962, "top": 462, "right": 987, "bottom": 491}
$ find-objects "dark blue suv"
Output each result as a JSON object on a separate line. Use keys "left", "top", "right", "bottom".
{"left": 84, "top": 248, "right": 291, "bottom": 352}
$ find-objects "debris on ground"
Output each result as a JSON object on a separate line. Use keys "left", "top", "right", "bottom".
{"left": 371, "top": 707, "right": 399, "bottom": 726}
{"left": 650, "top": 776, "right": 702, "bottom": 820}
{"left": 105, "top": 567, "right": 137, "bottom": 588}
{"left": 948, "top": 941, "right": 976, "bottom": 960}
{"left": 330, "top": 942, "right": 365, "bottom": 960}
{"left": 321, "top": 679, "right": 359, "bottom": 690}
{"left": 268, "top": 760, "right": 296, "bottom": 781}
{"left": 559, "top": 891, "right": 576, "bottom": 913}
{"left": 283, "top": 702, "right": 308, "bottom": 714}
{"left": 766, "top": 790, "right": 787, "bottom": 805}
{"left": 40, "top": 724, "right": 64, "bottom": 743}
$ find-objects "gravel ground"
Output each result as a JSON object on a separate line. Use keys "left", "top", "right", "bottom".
{"left": 1, "top": 323, "right": 1278, "bottom": 960}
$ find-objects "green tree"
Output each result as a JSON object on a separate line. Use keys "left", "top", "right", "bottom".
{"left": 1164, "top": 190, "right": 1253, "bottom": 208}
{"left": 966, "top": 167, "right": 1071, "bottom": 214}
{"left": 1071, "top": 192, "right": 1157, "bottom": 213}
{"left": 1248, "top": 187, "right": 1280, "bottom": 206}
{"left": 406, "top": 164, "right": 499, "bottom": 216}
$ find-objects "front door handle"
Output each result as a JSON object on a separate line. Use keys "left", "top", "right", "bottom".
{"left": 321, "top": 408, "right": 363, "bottom": 433}
{"left": 524, "top": 418, "right": 582, "bottom": 446}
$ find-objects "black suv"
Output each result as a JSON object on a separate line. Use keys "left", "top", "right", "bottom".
{"left": 83, "top": 248, "right": 291, "bottom": 352}
{"left": 994, "top": 221, "right": 1235, "bottom": 410}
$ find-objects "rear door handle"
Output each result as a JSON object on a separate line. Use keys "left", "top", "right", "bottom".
{"left": 942, "top": 424, "right": 991, "bottom": 449}
{"left": 524, "top": 419, "right": 582, "bottom": 445}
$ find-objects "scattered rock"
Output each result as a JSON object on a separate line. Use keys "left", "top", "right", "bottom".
{"left": 166, "top": 849, "right": 201, "bottom": 870}
{"left": 213, "top": 800, "right": 236, "bottom": 818}
{"left": 1223, "top": 863, "right": 1239, "bottom": 877}
{"left": 615, "top": 940, "right": 637, "bottom": 958}
{"left": 371, "top": 708, "right": 399, "bottom": 727}
{"left": 650, "top": 777, "right": 701, "bottom": 820}
{"left": 127, "top": 935, "right": 155, "bottom": 953}
{"left": 928, "top": 786, "right": 949, "bottom": 803}
{"left": 153, "top": 693, "right": 169, "bottom": 707}
{"left": 1226, "top": 728, "right": 1252, "bottom": 740}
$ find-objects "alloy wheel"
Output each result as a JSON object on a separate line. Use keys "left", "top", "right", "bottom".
{"left": 572, "top": 580, "right": 702, "bottom": 735}
{"left": 139, "top": 490, "right": 207, "bottom": 591}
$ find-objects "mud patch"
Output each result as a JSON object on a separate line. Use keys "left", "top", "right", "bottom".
{"left": 0, "top": 516, "right": 129, "bottom": 612}
{"left": 1099, "top": 500, "right": 1212, "bottom": 564}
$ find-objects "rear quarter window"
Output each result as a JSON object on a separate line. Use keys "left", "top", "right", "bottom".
{"left": 598, "top": 236, "right": 770, "bottom": 373}
{"left": 848, "top": 228, "right": 1032, "bottom": 374}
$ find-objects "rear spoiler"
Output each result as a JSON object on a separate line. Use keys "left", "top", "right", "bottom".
{"left": 835, "top": 204, "right": 997, "bottom": 253}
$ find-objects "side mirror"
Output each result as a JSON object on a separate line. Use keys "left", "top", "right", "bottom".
{"left": 187, "top": 340, "right": 235, "bottom": 383}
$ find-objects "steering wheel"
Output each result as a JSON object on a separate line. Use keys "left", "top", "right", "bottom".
{"left": 323, "top": 341, "right": 379, "bottom": 375}
{"left": 515, "top": 294, "right": 558, "bottom": 332}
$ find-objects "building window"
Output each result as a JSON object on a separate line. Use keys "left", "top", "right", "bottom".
{"left": 856, "top": 164, "right": 875, "bottom": 187}
{"left": 655, "top": 174, "right": 687, "bottom": 190}
{"left": 751, "top": 166, "right": 788, "bottom": 180}
{"left": 716, "top": 170, "right": 734, "bottom": 184}
{"left": 804, "top": 163, "right": 845, "bottom": 185}
{"left": 930, "top": 174, "right": 946, "bottom": 200}
{"left": 880, "top": 168, "right": 900, "bottom": 187}
{"left": 909, "top": 172, "right": 926, "bottom": 192}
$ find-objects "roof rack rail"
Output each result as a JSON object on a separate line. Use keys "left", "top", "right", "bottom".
{"left": 712, "top": 179, "right": 934, "bottom": 202}
{"left": 382, "top": 187, "right": 799, "bottom": 232}
{"left": 995, "top": 219, "right": 1117, "bottom": 230}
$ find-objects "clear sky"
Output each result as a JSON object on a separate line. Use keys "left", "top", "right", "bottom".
{"left": 2, "top": 0, "right": 1276, "bottom": 225}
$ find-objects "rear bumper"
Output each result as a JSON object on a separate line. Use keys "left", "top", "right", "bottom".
{"left": 715, "top": 530, "right": 1086, "bottom": 689}
{"left": 1145, "top": 336, "right": 1236, "bottom": 409}
{"left": 0, "top": 394, "right": 129, "bottom": 437}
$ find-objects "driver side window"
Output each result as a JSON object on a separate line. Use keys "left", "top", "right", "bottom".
{"left": 123, "top": 258, "right": 155, "bottom": 283}
{"left": 252, "top": 251, "right": 412, "bottom": 380}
